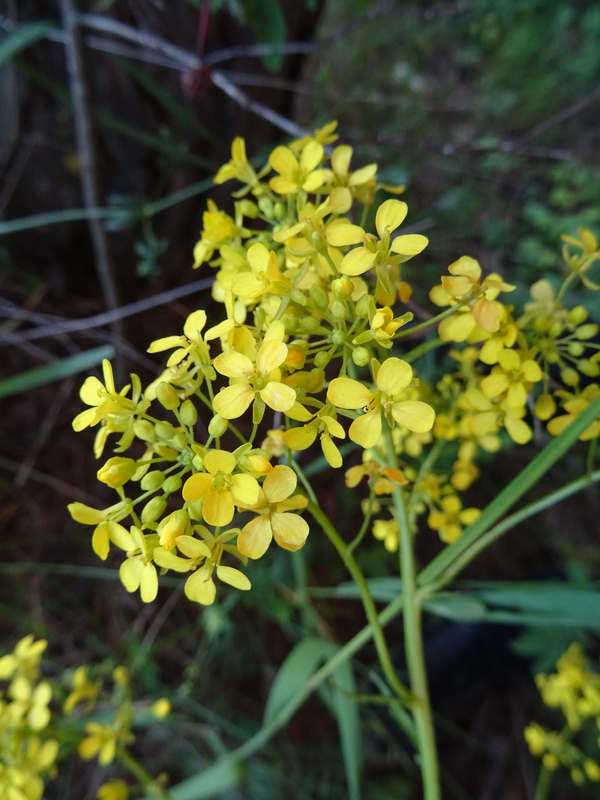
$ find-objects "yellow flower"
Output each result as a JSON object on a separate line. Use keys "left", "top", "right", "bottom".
{"left": 182, "top": 449, "right": 260, "bottom": 527}
{"left": 231, "top": 242, "right": 289, "bottom": 304}
{"left": 372, "top": 518, "right": 399, "bottom": 552}
{"left": 480, "top": 349, "right": 543, "bottom": 409}
{"left": 192, "top": 199, "right": 242, "bottom": 267}
{"left": 430, "top": 257, "right": 515, "bottom": 339}
{"left": 118, "top": 527, "right": 159, "bottom": 603}
{"left": 427, "top": 495, "right": 480, "bottom": 543}
{"left": 283, "top": 412, "right": 346, "bottom": 468}
{"left": 327, "top": 358, "right": 435, "bottom": 449}
{"left": 79, "top": 722, "right": 128, "bottom": 765}
{"left": 326, "top": 199, "right": 428, "bottom": 276}
{"left": 212, "top": 324, "right": 296, "bottom": 420}
{"left": 269, "top": 140, "right": 326, "bottom": 194}
{"left": 64, "top": 666, "right": 101, "bottom": 715}
{"left": 345, "top": 459, "right": 408, "bottom": 494}
{"left": 547, "top": 385, "right": 600, "bottom": 441}
{"left": 154, "top": 530, "right": 251, "bottom": 604}
{"left": 561, "top": 227, "right": 600, "bottom": 290}
{"left": 237, "top": 465, "right": 309, "bottom": 559}
{"left": 8, "top": 675, "right": 52, "bottom": 730}
{"left": 97, "top": 779, "right": 130, "bottom": 800}
{"left": 214, "top": 137, "right": 264, "bottom": 196}
{"left": 0, "top": 635, "right": 46, "bottom": 682}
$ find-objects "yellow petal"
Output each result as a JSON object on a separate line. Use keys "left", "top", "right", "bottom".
{"left": 390, "top": 233, "right": 428, "bottom": 256}
{"left": 204, "top": 449, "right": 236, "bottom": 475}
{"left": 283, "top": 424, "right": 318, "bottom": 451}
{"left": 327, "top": 222, "right": 366, "bottom": 247}
{"left": 140, "top": 564, "right": 159, "bottom": 603}
{"left": 340, "top": 247, "right": 376, "bottom": 276}
{"left": 376, "top": 357, "right": 412, "bottom": 396}
{"left": 120, "top": 559, "right": 143, "bottom": 593}
{"left": 300, "top": 140, "right": 324, "bottom": 172}
{"left": 238, "top": 515, "right": 273, "bottom": 559}
{"left": 321, "top": 435, "right": 343, "bottom": 468}
{"left": 203, "top": 488, "right": 234, "bottom": 527}
{"left": 271, "top": 511, "right": 309, "bottom": 551}
{"left": 473, "top": 298, "right": 500, "bottom": 332}
{"left": 213, "top": 382, "right": 255, "bottom": 419}
{"left": 230, "top": 473, "right": 260, "bottom": 506}
{"left": 349, "top": 407, "right": 382, "bottom": 448}
{"left": 270, "top": 145, "right": 298, "bottom": 175}
{"left": 390, "top": 400, "right": 435, "bottom": 432}
{"left": 260, "top": 381, "right": 296, "bottom": 412}
{"left": 79, "top": 376, "right": 104, "bottom": 405}
{"left": 256, "top": 339, "right": 287, "bottom": 374}
{"left": 176, "top": 535, "right": 212, "bottom": 560}
{"left": 216, "top": 565, "right": 251, "bottom": 591}
{"left": 375, "top": 199, "right": 407, "bottom": 237}
{"left": 263, "top": 464, "right": 297, "bottom": 504}
{"left": 185, "top": 566, "right": 216, "bottom": 605}
{"left": 213, "top": 350, "right": 254, "bottom": 378}
{"left": 448, "top": 256, "right": 481, "bottom": 281}
{"left": 327, "top": 376, "right": 374, "bottom": 409}
{"left": 183, "top": 310, "right": 207, "bottom": 340}
{"left": 182, "top": 472, "right": 213, "bottom": 502}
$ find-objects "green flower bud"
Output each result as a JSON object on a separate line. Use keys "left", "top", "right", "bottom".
{"left": 355, "top": 294, "right": 372, "bottom": 319}
{"left": 301, "top": 316, "right": 321, "bottom": 334}
{"left": 568, "top": 306, "right": 588, "bottom": 326}
{"left": 560, "top": 367, "right": 580, "bottom": 387}
{"left": 309, "top": 284, "right": 329, "bottom": 310}
{"left": 162, "top": 475, "right": 183, "bottom": 494}
{"left": 331, "top": 277, "right": 353, "bottom": 300}
{"left": 180, "top": 399, "right": 198, "bottom": 427}
{"left": 208, "top": 414, "right": 228, "bottom": 438}
{"left": 141, "top": 470, "right": 166, "bottom": 492}
{"left": 141, "top": 496, "right": 167, "bottom": 525}
{"left": 331, "top": 300, "right": 347, "bottom": 321}
{"left": 352, "top": 346, "right": 371, "bottom": 367}
{"left": 578, "top": 359, "right": 599, "bottom": 378}
{"left": 314, "top": 351, "right": 331, "bottom": 369}
{"left": 172, "top": 432, "right": 188, "bottom": 450}
{"left": 134, "top": 419, "right": 156, "bottom": 442}
{"left": 290, "top": 288, "right": 307, "bottom": 306}
{"left": 575, "top": 323, "right": 597, "bottom": 340}
{"left": 155, "top": 421, "right": 176, "bottom": 441}
{"left": 156, "top": 382, "right": 180, "bottom": 410}
{"left": 567, "top": 342, "right": 585, "bottom": 357}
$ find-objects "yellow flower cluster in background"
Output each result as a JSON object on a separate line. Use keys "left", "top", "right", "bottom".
{"left": 525, "top": 643, "right": 600, "bottom": 786}
{"left": 0, "top": 635, "right": 169, "bottom": 800}
{"left": 69, "top": 121, "right": 599, "bottom": 604}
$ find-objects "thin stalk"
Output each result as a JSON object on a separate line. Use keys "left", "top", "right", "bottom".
{"left": 156, "top": 592, "right": 406, "bottom": 800}
{"left": 422, "top": 469, "right": 600, "bottom": 594}
{"left": 307, "top": 500, "right": 412, "bottom": 706}
{"left": 384, "top": 429, "right": 440, "bottom": 800}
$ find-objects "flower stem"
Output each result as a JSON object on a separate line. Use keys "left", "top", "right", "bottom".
{"left": 307, "top": 500, "right": 412, "bottom": 706}
{"left": 384, "top": 428, "right": 441, "bottom": 800}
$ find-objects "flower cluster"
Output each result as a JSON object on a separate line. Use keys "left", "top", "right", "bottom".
{"left": 69, "top": 121, "right": 599, "bottom": 603}
{"left": 0, "top": 635, "right": 169, "bottom": 800}
{"left": 525, "top": 643, "right": 600, "bottom": 786}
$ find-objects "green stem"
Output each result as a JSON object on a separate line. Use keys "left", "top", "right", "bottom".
{"left": 156, "top": 593, "right": 406, "bottom": 800}
{"left": 307, "top": 500, "right": 412, "bottom": 706}
{"left": 119, "top": 748, "right": 169, "bottom": 798}
{"left": 422, "top": 470, "right": 600, "bottom": 593}
{"left": 384, "top": 429, "right": 441, "bottom": 800}
{"left": 534, "top": 764, "right": 553, "bottom": 800}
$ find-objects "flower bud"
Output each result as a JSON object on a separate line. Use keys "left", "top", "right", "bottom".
{"left": 141, "top": 470, "right": 166, "bottom": 492}
{"left": 141, "top": 496, "right": 167, "bottom": 525}
{"left": 534, "top": 393, "right": 556, "bottom": 421}
{"left": 180, "top": 399, "right": 198, "bottom": 427}
{"left": 331, "top": 277, "right": 353, "bottom": 299}
{"left": 208, "top": 414, "right": 228, "bottom": 438}
{"left": 97, "top": 457, "right": 137, "bottom": 488}
{"left": 560, "top": 367, "right": 579, "bottom": 387}
{"left": 575, "top": 323, "right": 597, "bottom": 340}
{"left": 156, "top": 382, "right": 180, "bottom": 410}
{"left": 352, "top": 346, "right": 371, "bottom": 367}
{"left": 567, "top": 342, "right": 585, "bottom": 357}
{"left": 309, "top": 284, "right": 329, "bottom": 310}
{"left": 158, "top": 509, "right": 189, "bottom": 550}
{"left": 162, "top": 475, "right": 183, "bottom": 494}
{"left": 568, "top": 306, "right": 588, "bottom": 326}
{"left": 155, "top": 421, "right": 176, "bottom": 441}
{"left": 331, "top": 300, "right": 347, "bottom": 321}
{"left": 134, "top": 419, "right": 156, "bottom": 441}
{"left": 312, "top": 349, "right": 330, "bottom": 369}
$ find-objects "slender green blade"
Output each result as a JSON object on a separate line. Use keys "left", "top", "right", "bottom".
{"left": 0, "top": 346, "right": 114, "bottom": 399}
{"left": 0, "top": 21, "right": 53, "bottom": 65}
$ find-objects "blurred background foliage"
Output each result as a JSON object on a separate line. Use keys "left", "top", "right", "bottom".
{"left": 1, "top": 0, "right": 599, "bottom": 797}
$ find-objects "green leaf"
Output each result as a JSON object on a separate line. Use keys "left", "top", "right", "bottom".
{"left": 0, "top": 346, "right": 115, "bottom": 399}
{"left": 244, "top": 0, "right": 286, "bottom": 72}
{"left": 0, "top": 22, "right": 53, "bottom": 66}
{"left": 320, "top": 577, "right": 403, "bottom": 603}
{"left": 320, "top": 645, "right": 361, "bottom": 800}
{"left": 168, "top": 756, "right": 242, "bottom": 800}
{"left": 263, "top": 637, "right": 330, "bottom": 724}
{"left": 426, "top": 581, "right": 600, "bottom": 629}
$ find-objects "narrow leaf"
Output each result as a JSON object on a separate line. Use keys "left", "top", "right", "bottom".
{"left": 0, "top": 346, "right": 115, "bottom": 399}
{"left": 0, "top": 22, "right": 53, "bottom": 66}
{"left": 263, "top": 637, "right": 330, "bottom": 724}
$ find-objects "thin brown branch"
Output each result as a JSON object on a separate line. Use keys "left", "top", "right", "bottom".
{"left": 59, "top": 0, "right": 123, "bottom": 374}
